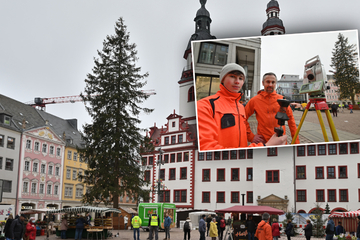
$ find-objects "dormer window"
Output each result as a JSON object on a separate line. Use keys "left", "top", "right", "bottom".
{"left": 172, "top": 122, "right": 175, "bottom": 127}
{"left": 4, "top": 116, "right": 11, "bottom": 125}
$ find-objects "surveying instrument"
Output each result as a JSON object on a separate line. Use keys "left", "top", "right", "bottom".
{"left": 291, "top": 55, "right": 339, "bottom": 144}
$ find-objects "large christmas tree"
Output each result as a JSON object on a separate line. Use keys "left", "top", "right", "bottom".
{"left": 330, "top": 33, "right": 360, "bottom": 105}
{"left": 79, "top": 17, "right": 153, "bottom": 208}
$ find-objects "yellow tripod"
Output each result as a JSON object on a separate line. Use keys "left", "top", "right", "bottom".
{"left": 291, "top": 98, "right": 339, "bottom": 144}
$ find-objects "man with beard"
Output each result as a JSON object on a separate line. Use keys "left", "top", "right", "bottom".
{"left": 245, "top": 72, "right": 300, "bottom": 145}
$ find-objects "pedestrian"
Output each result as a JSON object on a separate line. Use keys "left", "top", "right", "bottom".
{"left": 131, "top": 213, "right": 142, "bottom": 240}
{"left": 124, "top": 215, "right": 129, "bottom": 230}
{"left": 25, "top": 217, "right": 37, "bottom": 240}
{"left": 148, "top": 212, "right": 160, "bottom": 240}
{"left": 335, "top": 221, "right": 345, "bottom": 236}
{"left": 3, "top": 214, "right": 14, "bottom": 240}
{"left": 163, "top": 213, "right": 172, "bottom": 240}
{"left": 331, "top": 102, "right": 338, "bottom": 117}
{"left": 218, "top": 216, "right": 226, "bottom": 240}
{"left": 325, "top": 217, "right": 335, "bottom": 240}
{"left": 255, "top": 212, "right": 272, "bottom": 240}
{"left": 86, "top": 213, "right": 92, "bottom": 226}
{"left": 356, "top": 216, "right": 360, "bottom": 240}
{"left": 199, "top": 215, "right": 206, "bottom": 240}
{"left": 285, "top": 219, "right": 293, "bottom": 240}
{"left": 303, "top": 219, "right": 312, "bottom": 240}
{"left": 209, "top": 218, "right": 218, "bottom": 240}
{"left": 246, "top": 215, "right": 256, "bottom": 240}
{"left": 197, "top": 63, "right": 287, "bottom": 150}
{"left": 75, "top": 215, "right": 87, "bottom": 240}
{"left": 271, "top": 218, "right": 280, "bottom": 240}
{"left": 131, "top": 214, "right": 134, "bottom": 230}
{"left": 206, "top": 215, "right": 212, "bottom": 237}
{"left": 349, "top": 103, "right": 353, "bottom": 113}
{"left": 183, "top": 217, "right": 192, "bottom": 240}
{"left": 9, "top": 214, "right": 26, "bottom": 240}
{"left": 60, "top": 216, "right": 69, "bottom": 239}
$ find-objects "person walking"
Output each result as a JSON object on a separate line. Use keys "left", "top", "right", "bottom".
{"left": 148, "top": 212, "right": 160, "bottom": 240}
{"left": 303, "top": 219, "right": 312, "bottom": 240}
{"left": 9, "top": 214, "right": 26, "bottom": 240}
{"left": 335, "top": 221, "right": 345, "bottom": 236}
{"left": 60, "top": 216, "right": 69, "bottom": 239}
{"left": 246, "top": 215, "right": 256, "bottom": 240}
{"left": 255, "top": 212, "right": 272, "bottom": 240}
{"left": 163, "top": 213, "right": 172, "bottom": 240}
{"left": 349, "top": 103, "right": 353, "bottom": 113}
{"left": 331, "top": 102, "right": 338, "bottom": 117}
{"left": 183, "top": 217, "right": 192, "bottom": 240}
{"left": 131, "top": 213, "right": 142, "bottom": 240}
{"left": 199, "top": 215, "right": 206, "bottom": 240}
{"left": 325, "top": 217, "right": 335, "bottom": 240}
{"left": 75, "top": 215, "right": 87, "bottom": 240}
{"left": 271, "top": 218, "right": 280, "bottom": 240}
{"left": 25, "top": 217, "right": 37, "bottom": 240}
{"left": 285, "top": 219, "right": 293, "bottom": 240}
{"left": 124, "top": 215, "right": 129, "bottom": 230}
{"left": 209, "top": 218, "right": 218, "bottom": 240}
{"left": 218, "top": 216, "right": 226, "bottom": 240}
{"left": 3, "top": 214, "right": 14, "bottom": 240}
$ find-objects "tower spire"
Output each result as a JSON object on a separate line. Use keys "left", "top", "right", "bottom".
{"left": 261, "top": 0, "right": 285, "bottom": 36}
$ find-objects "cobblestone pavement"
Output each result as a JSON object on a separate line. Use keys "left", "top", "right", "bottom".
{"left": 35, "top": 228, "right": 326, "bottom": 240}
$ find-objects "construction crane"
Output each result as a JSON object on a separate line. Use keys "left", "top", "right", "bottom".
{"left": 25, "top": 89, "right": 156, "bottom": 111}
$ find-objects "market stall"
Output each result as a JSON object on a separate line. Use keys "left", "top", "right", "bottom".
{"left": 216, "top": 205, "right": 284, "bottom": 240}
{"left": 329, "top": 210, "right": 360, "bottom": 234}
{"left": 20, "top": 208, "right": 61, "bottom": 236}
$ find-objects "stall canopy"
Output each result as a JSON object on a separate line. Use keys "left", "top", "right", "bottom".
{"left": 215, "top": 205, "right": 284, "bottom": 215}
{"left": 20, "top": 208, "right": 54, "bottom": 215}
{"left": 47, "top": 206, "right": 121, "bottom": 214}
{"left": 330, "top": 210, "right": 360, "bottom": 218}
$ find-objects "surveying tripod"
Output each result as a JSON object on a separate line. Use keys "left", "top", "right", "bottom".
{"left": 291, "top": 98, "right": 339, "bottom": 144}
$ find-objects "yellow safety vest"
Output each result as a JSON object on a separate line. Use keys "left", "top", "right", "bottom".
{"left": 132, "top": 216, "right": 142, "bottom": 228}
{"left": 150, "top": 215, "right": 158, "bottom": 226}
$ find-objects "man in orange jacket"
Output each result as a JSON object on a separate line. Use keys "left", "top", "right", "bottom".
{"left": 255, "top": 213, "right": 272, "bottom": 240}
{"left": 196, "top": 63, "right": 287, "bottom": 151}
{"left": 245, "top": 73, "right": 300, "bottom": 145}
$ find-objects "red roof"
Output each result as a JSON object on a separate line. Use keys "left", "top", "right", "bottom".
{"left": 215, "top": 205, "right": 284, "bottom": 215}
{"left": 330, "top": 210, "right": 360, "bottom": 218}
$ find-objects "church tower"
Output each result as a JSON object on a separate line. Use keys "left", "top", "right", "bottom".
{"left": 261, "top": 0, "right": 285, "bottom": 36}
{"left": 178, "top": 0, "right": 216, "bottom": 123}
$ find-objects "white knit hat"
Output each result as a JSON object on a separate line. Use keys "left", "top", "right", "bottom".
{"left": 220, "top": 63, "right": 246, "bottom": 83}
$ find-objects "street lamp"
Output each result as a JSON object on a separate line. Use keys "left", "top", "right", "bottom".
{"left": 157, "top": 148, "right": 164, "bottom": 203}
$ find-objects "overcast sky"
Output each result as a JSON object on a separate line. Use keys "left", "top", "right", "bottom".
{"left": 1, "top": 0, "right": 360, "bottom": 132}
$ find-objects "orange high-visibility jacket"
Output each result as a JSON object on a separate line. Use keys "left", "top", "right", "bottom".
{"left": 255, "top": 220, "right": 272, "bottom": 240}
{"left": 197, "top": 84, "right": 263, "bottom": 151}
{"left": 245, "top": 90, "right": 300, "bottom": 144}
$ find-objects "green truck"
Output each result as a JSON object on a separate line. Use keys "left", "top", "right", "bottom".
{"left": 138, "top": 203, "right": 176, "bottom": 230}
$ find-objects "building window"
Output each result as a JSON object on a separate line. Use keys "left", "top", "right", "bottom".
{"left": 247, "top": 149, "right": 253, "bottom": 159}
{"left": 31, "top": 183, "right": 37, "bottom": 193}
{"left": 230, "top": 150, "right": 237, "bottom": 159}
{"left": 164, "top": 190, "right": 171, "bottom": 202}
{"left": 184, "top": 152, "right": 189, "bottom": 162}
{"left": 180, "top": 167, "right": 187, "bottom": 179}
{"left": 231, "top": 192, "right": 240, "bottom": 203}
{"left": 7, "top": 137, "right": 15, "bottom": 149}
{"left": 56, "top": 147, "right": 61, "bottom": 156}
{"left": 297, "top": 146, "right": 305, "bottom": 156}
{"left": 55, "top": 166, "right": 60, "bottom": 176}
{"left": 165, "top": 137, "right": 169, "bottom": 145}
{"left": 316, "top": 189, "right": 325, "bottom": 202}
{"left": 247, "top": 168, "right": 253, "bottom": 181}
{"left": 308, "top": 145, "right": 316, "bottom": 156}
{"left": 169, "top": 154, "right": 175, "bottom": 163}
{"left": 316, "top": 167, "right": 324, "bottom": 179}
{"left": 327, "top": 166, "right": 336, "bottom": 179}
{"left": 39, "top": 184, "right": 44, "bottom": 194}
{"left": 350, "top": 142, "right": 359, "bottom": 153}
{"left": 339, "top": 143, "right": 348, "bottom": 154}
{"left": 41, "top": 164, "right": 46, "bottom": 174}
{"left": 73, "top": 152, "right": 78, "bottom": 161}
{"left": 24, "top": 161, "right": 30, "bottom": 171}
{"left": 328, "top": 144, "right": 337, "bottom": 155}
{"left": 172, "top": 122, "right": 175, "bottom": 127}
{"left": 217, "top": 191, "right": 225, "bottom": 203}
{"left": 171, "top": 135, "right": 176, "bottom": 144}
{"left": 76, "top": 187, "right": 83, "bottom": 198}
{"left": 33, "top": 162, "right": 38, "bottom": 172}
{"left": 206, "top": 152, "right": 212, "bottom": 160}
{"left": 34, "top": 142, "right": 40, "bottom": 151}
{"left": 0, "top": 135, "right": 4, "bottom": 147}
{"left": 318, "top": 145, "right": 326, "bottom": 155}
{"left": 23, "top": 182, "right": 29, "bottom": 193}
{"left": 296, "top": 190, "right": 306, "bottom": 202}
{"left": 177, "top": 153, "right": 182, "bottom": 162}
{"left": 5, "top": 158, "right": 13, "bottom": 171}
{"left": 239, "top": 150, "right": 246, "bottom": 159}
{"left": 47, "top": 184, "right": 52, "bottom": 195}
{"left": 266, "top": 170, "right": 279, "bottom": 183}
{"left": 198, "top": 42, "right": 228, "bottom": 65}
{"left": 203, "top": 169, "right": 210, "bottom": 182}
{"left": 174, "top": 190, "right": 186, "bottom": 202}
{"left": 72, "top": 170, "right": 77, "bottom": 180}
{"left": 188, "top": 86, "right": 195, "bottom": 102}
{"left": 42, "top": 143, "right": 47, "bottom": 153}
{"left": 159, "top": 169, "right": 165, "bottom": 180}
{"left": 65, "top": 186, "right": 73, "bottom": 197}
{"left": 198, "top": 152, "right": 204, "bottom": 161}
{"left": 178, "top": 135, "right": 183, "bottom": 143}
{"left": 328, "top": 189, "right": 336, "bottom": 202}
{"left": 66, "top": 169, "right": 71, "bottom": 179}
{"left": 67, "top": 150, "right": 72, "bottom": 160}
{"left": 247, "top": 191, "right": 253, "bottom": 203}
{"left": 217, "top": 169, "right": 225, "bottom": 181}
{"left": 231, "top": 168, "right": 239, "bottom": 181}
{"left": 339, "top": 189, "right": 348, "bottom": 202}
{"left": 54, "top": 185, "right": 59, "bottom": 195}
{"left": 144, "top": 170, "right": 150, "bottom": 181}
{"left": 26, "top": 140, "right": 31, "bottom": 149}
{"left": 214, "top": 151, "right": 221, "bottom": 160}
{"left": 49, "top": 146, "right": 54, "bottom": 155}
{"left": 202, "top": 192, "right": 210, "bottom": 203}
{"left": 296, "top": 166, "right": 306, "bottom": 179}
{"left": 169, "top": 168, "right": 176, "bottom": 180}
{"left": 267, "top": 148, "right": 277, "bottom": 156}
{"left": 48, "top": 165, "right": 53, "bottom": 175}
{"left": 222, "top": 151, "right": 229, "bottom": 160}
{"left": 338, "top": 166, "right": 347, "bottom": 178}
{"left": 149, "top": 156, "right": 154, "bottom": 165}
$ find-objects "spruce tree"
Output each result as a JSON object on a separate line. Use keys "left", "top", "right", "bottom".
{"left": 78, "top": 17, "right": 153, "bottom": 208}
{"left": 330, "top": 33, "right": 360, "bottom": 105}
{"left": 310, "top": 203, "right": 326, "bottom": 237}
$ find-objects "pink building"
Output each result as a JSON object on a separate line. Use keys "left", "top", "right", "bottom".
{"left": 17, "top": 125, "right": 65, "bottom": 217}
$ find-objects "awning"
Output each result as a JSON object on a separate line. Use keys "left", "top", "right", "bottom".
{"left": 47, "top": 206, "right": 121, "bottom": 214}
{"left": 20, "top": 208, "right": 53, "bottom": 214}
{"left": 215, "top": 205, "right": 284, "bottom": 215}
{"left": 330, "top": 210, "right": 360, "bottom": 218}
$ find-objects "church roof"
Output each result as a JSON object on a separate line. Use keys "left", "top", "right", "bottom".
{"left": 262, "top": 17, "right": 284, "bottom": 29}
{"left": 267, "top": 0, "right": 279, "bottom": 8}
